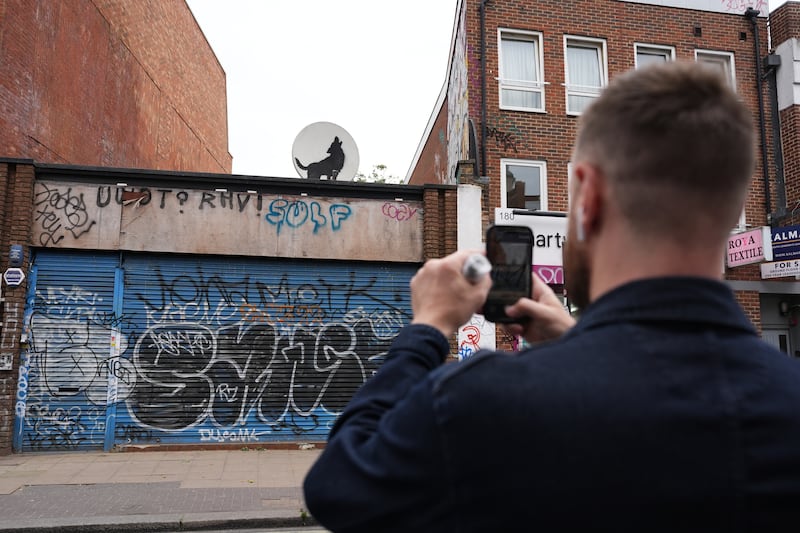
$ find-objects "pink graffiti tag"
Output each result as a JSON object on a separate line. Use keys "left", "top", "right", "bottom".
{"left": 382, "top": 202, "right": 418, "bottom": 221}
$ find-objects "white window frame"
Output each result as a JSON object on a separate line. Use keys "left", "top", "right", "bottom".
{"left": 498, "top": 29, "right": 546, "bottom": 112}
{"left": 564, "top": 36, "right": 608, "bottom": 116}
{"left": 634, "top": 43, "right": 676, "bottom": 68}
{"left": 695, "top": 49, "right": 736, "bottom": 90}
{"left": 500, "top": 159, "right": 548, "bottom": 210}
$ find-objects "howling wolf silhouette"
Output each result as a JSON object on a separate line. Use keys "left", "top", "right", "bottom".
{"left": 295, "top": 136, "right": 345, "bottom": 180}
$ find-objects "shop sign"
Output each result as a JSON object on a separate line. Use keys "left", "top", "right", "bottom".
{"left": 494, "top": 208, "right": 567, "bottom": 285}
{"left": 760, "top": 259, "right": 800, "bottom": 280}
{"left": 771, "top": 224, "right": 800, "bottom": 261}
{"left": 727, "top": 226, "right": 772, "bottom": 268}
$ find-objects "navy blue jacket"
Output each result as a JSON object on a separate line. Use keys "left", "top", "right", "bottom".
{"left": 303, "top": 278, "right": 800, "bottom": 532}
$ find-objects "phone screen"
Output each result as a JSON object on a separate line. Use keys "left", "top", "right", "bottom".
{"left": 484, "top": 225, "right": 533, "bottom": 323}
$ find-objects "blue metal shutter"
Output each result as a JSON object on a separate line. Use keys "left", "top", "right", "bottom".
{"left": 116, "top": 254, "right": 415, "bottom": 446}
{"left": 17, "top": 250, "right": 118, "bottom": 451}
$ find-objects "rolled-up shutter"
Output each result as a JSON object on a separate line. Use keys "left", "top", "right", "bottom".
{"left": 115, "top": 254, "right": 415, "bottom": 446}
{"left": 17, "top": 250, "right": 118, "bottom": 451}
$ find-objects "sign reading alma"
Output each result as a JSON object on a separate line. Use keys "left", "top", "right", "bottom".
{"left": 617, "top": 0, "right": 767, "bottom": 16}
{"left": 772, "top": 224, "right": 800, "bottom": 261}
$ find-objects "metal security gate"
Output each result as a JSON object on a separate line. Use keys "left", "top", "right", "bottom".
{"left": 15, "top": 251, "right": 120, "bottom": 451}
{"left": 115, "top": 254, "right": 415, "bottom": 447}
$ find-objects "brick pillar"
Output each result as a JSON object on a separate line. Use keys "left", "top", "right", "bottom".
{"left": 422, "top": 184, "right": 458, "bottom": 260}
{"left": 0, "top": 161, "right": 35, "bottom": 455}
{"left": 735, "top": 289, "right": 762, "bottom": 334}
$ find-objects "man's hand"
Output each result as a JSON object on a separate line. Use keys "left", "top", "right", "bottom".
{"left": 410, "top": 250, "right": 492, "bottom": 338}
{"left": 503, "top": 272, "right": 576, "bottom": 344}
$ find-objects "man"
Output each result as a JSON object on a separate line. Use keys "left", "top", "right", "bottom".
{"left": 303, "top": 62, "right": 800, "bottom": 531}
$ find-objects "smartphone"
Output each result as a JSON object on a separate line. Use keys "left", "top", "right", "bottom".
{"left": 484, "top": 225, "right": 534, "bottom": 323}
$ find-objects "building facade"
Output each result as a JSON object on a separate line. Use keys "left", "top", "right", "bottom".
{"left": 0, "top": 0, "right": 231, "bottom": 173}
{"left": 407, "top": 0, "right": 800, "bottom": 353}
{"left": 0, "top": 160, "right": 462, "bottom": 454}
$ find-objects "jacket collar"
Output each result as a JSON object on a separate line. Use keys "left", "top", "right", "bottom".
{"left": 570, "top": 277, "right": 756, "bottom": 336}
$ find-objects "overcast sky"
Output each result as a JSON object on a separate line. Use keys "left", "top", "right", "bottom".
{"left": 187, "top": 0, "right": 785, "bottom": 181}
{"left": 186, "top": 0, "right": 457, "bottom": 181}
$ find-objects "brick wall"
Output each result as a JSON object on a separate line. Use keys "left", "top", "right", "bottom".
{"left": 768, "top": 1, "right": 800, "bottom": 48}
{"left": 408, "top": 98, "right": 450, "bottom": 185}
{"left": 0, "top": 162, "right": 35, "bottom": 454}
{"left": 422, "top": 185, "right": 459, "bottom": 259}
{"left": 0, "top": 0, "right": 231, "bottom": 173}
{"left": 466, "top": 0, "right": 769, "bottom": 229}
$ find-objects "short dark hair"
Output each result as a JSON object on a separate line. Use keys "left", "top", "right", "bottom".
{"left": 574, "top": 61, "right": 754, "bottom": 241}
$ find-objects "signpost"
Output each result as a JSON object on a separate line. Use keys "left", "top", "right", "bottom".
{"left": 3, "top": 268, "right": 25, "bottom": 287}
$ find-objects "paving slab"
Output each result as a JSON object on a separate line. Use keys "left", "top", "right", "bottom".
{"left": 0, "top": 449, "right": 323, "bottom": 532}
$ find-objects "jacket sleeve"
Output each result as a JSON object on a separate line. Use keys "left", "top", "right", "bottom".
{"left": 302, "top": 324, "right": 452, "bottom": 532}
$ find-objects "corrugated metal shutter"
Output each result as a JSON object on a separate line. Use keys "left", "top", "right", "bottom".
{"left": 116, "top": 254, "right": 415, "bottom": 446}
{"left": 18, "top": 250, "right": 118, "bottom": 451}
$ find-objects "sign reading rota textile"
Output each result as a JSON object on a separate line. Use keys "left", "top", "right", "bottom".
{"left": 771, "top": 224, "right": 800, "bottom": 261}
{"left": 761, "top": 259, "right": 800, "bottom": 280}
{"left": 727, "top": 226, "right": 772, "bottom": 268}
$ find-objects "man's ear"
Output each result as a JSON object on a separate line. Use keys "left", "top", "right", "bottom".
{"left": 572, "top": 162, "right": 606, "bottom": 239}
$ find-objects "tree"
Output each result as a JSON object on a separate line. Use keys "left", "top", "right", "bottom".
{"left": 353, "top": 164, "right": 402, "bottom": 184}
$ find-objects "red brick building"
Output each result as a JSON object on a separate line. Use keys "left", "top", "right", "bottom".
{"left": 0, "top": 0, "right": 231, "bottom": 172}
{"left": 408, "top": 0, "right": 800, "bottom": 352}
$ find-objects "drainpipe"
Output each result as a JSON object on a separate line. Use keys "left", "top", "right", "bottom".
{"left": 764, "top": 52, "right": 787, "bottom": 219}
{"left": 745, "top": 7, "right": 773, "bottom": 223}
{"left": 479, "top": 0, "right": 490, "bottom": 178}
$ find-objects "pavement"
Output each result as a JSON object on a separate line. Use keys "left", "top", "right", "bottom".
{"left": 0, "top": 447, "right": 326, "bottom": 532}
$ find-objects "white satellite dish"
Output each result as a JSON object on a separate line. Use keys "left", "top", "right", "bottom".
{"left": 292, "top": 122, "right": 359, "bottom": 181}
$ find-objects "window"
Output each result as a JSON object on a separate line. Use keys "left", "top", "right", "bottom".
{"left": 564, "top": 36, "right": 607, "bottom": 115}
{"left": 501, "top": 160, "right": 547, "bottom": 211}
{"left": 695, "top": 50, "right": 736, "bottom": 88}
{"left": 498, "top": 29, "right": 545, "bottom": 112}
{"left": 635, "top": 44, "right": 675, "bottom": 68}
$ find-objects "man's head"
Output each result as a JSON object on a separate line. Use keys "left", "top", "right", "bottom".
{"left": 565, "top": 61, "right": 755, "bottom": 309}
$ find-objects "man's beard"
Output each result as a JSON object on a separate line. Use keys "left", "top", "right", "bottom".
{"left": 564, "top": 234, "right": 591, "bottom": 311}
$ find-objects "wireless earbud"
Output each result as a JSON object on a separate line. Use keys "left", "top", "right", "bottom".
{"left": 576, "top": 208, "right": 586, "bottom": 242}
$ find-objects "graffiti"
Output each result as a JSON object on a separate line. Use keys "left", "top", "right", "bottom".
{"left": 487, "top": 126, "right": 518, "bottom": 153}
{"left": 720, "top": 0, "right": 766, "bottom": 13}
{"left": 127, "top": 317, "right": 395, "bottom": 435}
{"left": 35, "top": 184, "right": 379, "bottom": 250}
{"left": 115, "top": 423, "right": 153, "bottom": 444}
{"left": 97, "top": 187, "right": 152, "bottom": 208}
{"left": 20, "top": 265, "right": 413, "bottom": 449}
{"left": 265, "top": 199, "right": 352, "bottom": 234}
{"left": 1, "top": 302, "right": 20, "bottom": 370}
{"left": 199, "top": 428, "right": 258, "bottom": 443}
{"left": 458, "top": 325, "right": 481, "bottom": 360}
{"left": 446, "top": 9, "right": 469, "bottom": 185}
{"left": 33, "top": 184, "right": 97, "bottom": 245}
{"left": 15, "top": 354, "right": 29, "bottom": 417}
{"left": 25, "top": 404, "right": 104, "bottom": 450}
{"left": 27, "top": 315, "right": 133, "bottom": 405}
{"left": 125, "top": 269, "right": 410, "bottom": 436}
{"left": 382, "top": 202, "right": 418, "bottom": 221}
{"left": 457, "top": 314, "right": 495, "bottom": 360}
